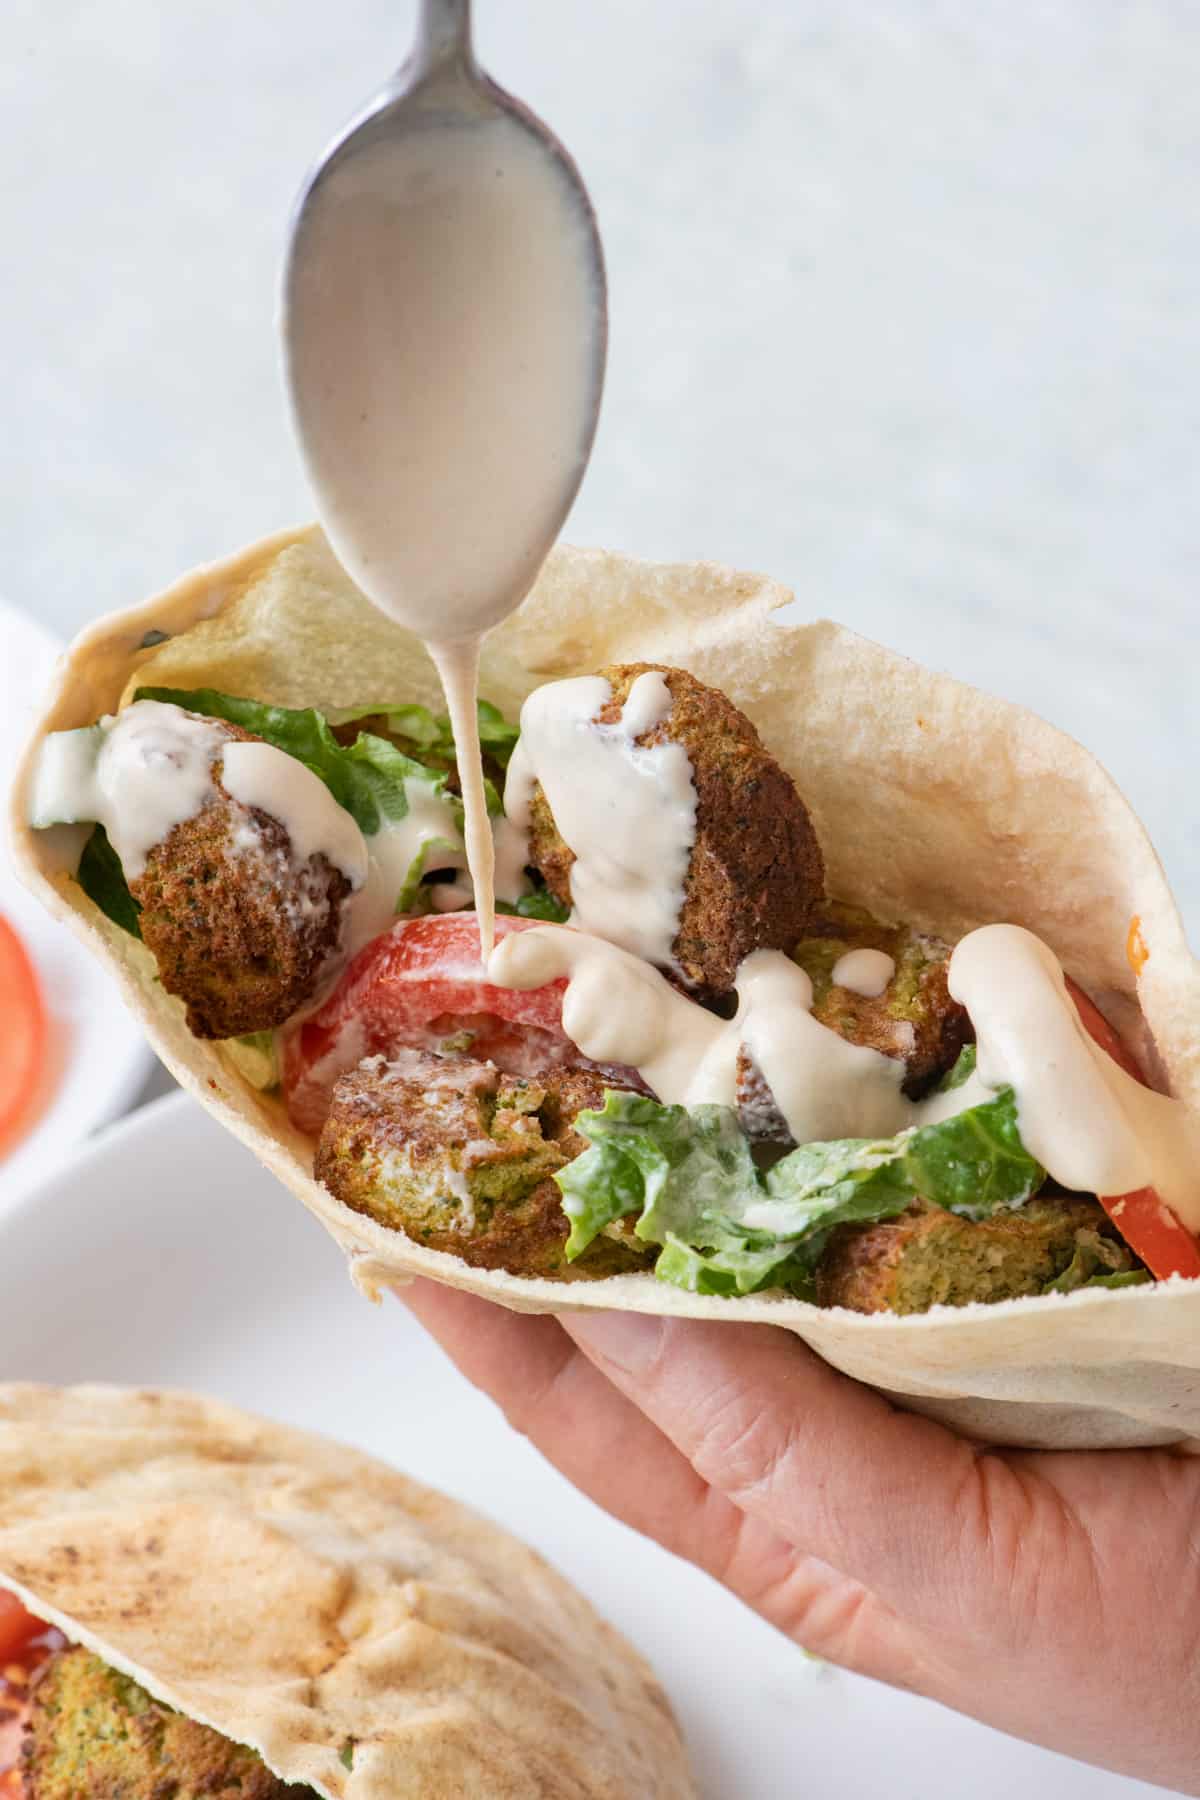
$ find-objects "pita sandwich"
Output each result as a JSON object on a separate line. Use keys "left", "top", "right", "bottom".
{"left": 0, "top": 1383, "right": 691, "bottom": 1798}
{"left": 13, "top": 527, "right": 1200, "bottom": 1451}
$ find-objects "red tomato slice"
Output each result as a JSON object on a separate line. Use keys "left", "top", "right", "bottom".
{"left": 1065, "top": 976, "right": 1200, "bottom": 1281}
{"left": 0, "top": 1591, "right": 43, "bottom": 1662}
{"left": 0, "top": 915, "right": 46, "bottom": 1149}
{"left": 284, "top": 912, "right": 582, "bottom": 1135}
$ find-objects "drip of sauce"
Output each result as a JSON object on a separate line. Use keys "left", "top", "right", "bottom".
{"left": 492, "top": 920, "right": 1200, "bottom": 1228}
{"left": 737, "top": 951, "right": 907, "bottom": 1142}
{"left": 220, "top": 742, "right": 367, "bottom": 885}
{"left": 949, "top": 925, "right": 1200, "bottom": 1232}
{"left": 831, "top": 947, "right": 895, "bottom": 998}
{"left": 285, "top": 113, "right": 604, "bottom": 962}
{"left": 502, "top": 672, "right": 698, "bottom": 967}
{"left": 491, "top": 927, "right": 903, "bottom": 1134}
{"left": 490, "top": 922, "right": 732, "bottom": 1103}
{"left": 429, "top": 639, "right": 495, "bottom": 955}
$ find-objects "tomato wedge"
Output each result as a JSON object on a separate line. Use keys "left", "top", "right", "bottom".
{"left": 0, "top": 1601, "right": 64, "bottom": 1785}
{"left": 284, "top": 912, "right": 583, "bottom": 1135}
{"left": 0, "top": 914, "right": 46, "bottom": 1151}
{"left": 1065, "top": 976, "right": 1200, "bottom": 1281}
{"left": 0, "top": 1591, "right": 42, "bottom": 1663}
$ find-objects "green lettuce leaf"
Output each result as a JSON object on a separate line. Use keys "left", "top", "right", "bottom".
{"left": 496, "top": 889, "right": 571, "bottom": 923}
{"left": 395, "top": 836, "right": 462, "bottom": 914}
{"left": 77, "top": 825, "right": 142, "bottom": 937}
{"left": 558, "top": 1081, "right": 1046, "bottom": 1298}
{"left": 327, "top": 695, "right": 520, "bottom": 769}
{"left": 1042, "top": 1235, "right": 1148, "bottom": 1294}
{"left": 134, "top": 686, "right": 455, "bottom": 839}
{"left": 937, "top": 1043, "right": 977, "bottom": 1090}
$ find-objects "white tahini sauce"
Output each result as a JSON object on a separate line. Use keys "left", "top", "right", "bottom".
{"left": 502, "top": 672, "right": 698, "bottom": 968}
{"left": 220, "top": 741, "right": 367, "bottom": 886}
{"left": 832, "top": 947, "right": 895, "bottom": 998}
{"left": 491, "top": 919, "right": 1200, "bottom": 1231}
{"left": 29, "top": 701, "right": 227, "bottom": 879}
{"left": 490, "top": 923, "right": 733, "bottom": 1104}
{"left": 491, "top": 927, "right": 903, "bottom": 1136}
{"left": 31, "top": 701, "right": 374, "bottom": 901}
{"left": 342, "top": 779, "right": 466, "bottom": 960}
{"left": 285, "top": 110, "right": 604, "bottom": 963}
{"left": 948, "top": 925, "right": 1200, "bottom": 1231}
{"left": 737, "top": 951, "right": 908, "bottom": 1142}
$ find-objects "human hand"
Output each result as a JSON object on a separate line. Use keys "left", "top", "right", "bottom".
{"left": 403, "top": 1281, "right": 1200, "bottom": 1794}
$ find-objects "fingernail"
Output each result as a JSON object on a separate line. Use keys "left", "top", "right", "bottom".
{"left": 564, "top": 1309, "right": 664, "bottom": 1376}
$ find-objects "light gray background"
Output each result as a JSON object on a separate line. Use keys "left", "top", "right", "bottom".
{"left": 6, "top": 2, "right": 1199, "bottom": 931}
{"left": 4, "top": 10, "right": 1199, "bottom": 1793}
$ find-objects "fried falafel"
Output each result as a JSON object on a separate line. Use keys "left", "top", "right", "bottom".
{"left": 814, "top": 1194, "right": 1138, "bottom": 1315}
{"left": 315, "top": 1051, "right": 654, "bottom": 1279}
{"left": 131, "top": 721, "right": 352, "bottom": 1040}
{"left": 526, "top": 662, "right": 824, "bottom": 999}
{"left": 736, "top": 904, "right": 973, "bottom": 1144}
{"left": 22, "top": 1646, "right": 313, "bottom": 1800}
{"left": 796, "top": 903, "right": 973, "bottom": 1095}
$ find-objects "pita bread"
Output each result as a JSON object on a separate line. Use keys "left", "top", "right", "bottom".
{"left": 0, "top": 1383, "right": 692, "bottom": 1798}
{"left": 13, "top": 527, "right": 1200, "bottom": 1450}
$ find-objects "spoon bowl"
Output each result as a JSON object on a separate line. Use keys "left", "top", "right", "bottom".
{"left": 281, "top": 0, "right": 608, "bottom": 645}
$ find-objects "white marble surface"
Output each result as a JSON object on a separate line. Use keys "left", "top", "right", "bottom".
{"left": 7, "top": 2, "right": 1199, "bottom": 934}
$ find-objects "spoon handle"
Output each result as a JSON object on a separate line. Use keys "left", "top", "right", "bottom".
{"left": 413, "top": 0, "right": 474, "bottom": 74}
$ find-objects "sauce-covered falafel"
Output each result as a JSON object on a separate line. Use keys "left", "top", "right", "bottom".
{"left": 315, "top": 1050, "right": 653, "bottom": 1279}
{"left": 794, "top": 904, "right": 973, "bottom": 1095}
{"left": 131, "top": 720, "right": 352, "bottom": 1040}
{"left": 526, "top": 662, "right": 824, "bottom": 998}
{"left": 736, "top": 904, "right": 973, "bottom": 1145}
{"left": 22, "top": 1646, "right": 311, "bottom": 1800}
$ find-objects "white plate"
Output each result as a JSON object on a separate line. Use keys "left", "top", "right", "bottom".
{"left": 0, "top": 598, "right": 152, "bottom": 1202}
{"left": 0, "top": 1092, "right": 1168, "bottom": 1800}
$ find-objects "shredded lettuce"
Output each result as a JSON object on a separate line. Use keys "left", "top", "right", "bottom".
{"left": 1042, "top": 1237, "right": 1148, "bottom": 1294}
{"left": 329, "top": 696, "right": 520, "bottom": 769}
{"left": 134, "top": 687, "right": 458, "bottom": 837}
{"left": 557, "top": 1063, "right": 1046, "bottom": 1298}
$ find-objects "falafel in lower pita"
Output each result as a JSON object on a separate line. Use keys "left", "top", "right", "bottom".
{"left": 0, "top": 1384, "right": 692, "bottom": 1800}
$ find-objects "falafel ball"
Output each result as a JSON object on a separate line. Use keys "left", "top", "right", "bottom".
{"left": 526, "top": 662, "right": 824, "bottom": 999}
{"left": 736, "top": 903, "right": 973, "bottom": 1145}
{"left": 315, "top": 1049, "right": 654, "bottom": 1280}
{"left": 22, "top": 1646, "right": 313, "bottom": 1800}
{"left": 796, "top": 903, "right": 973, "bottom": 1095}
{"left": 814, "top": 1194, "right": 1137, "bottom": 1315}
{"left": 129, "top": 720, "right": 352, "bottom": 1040}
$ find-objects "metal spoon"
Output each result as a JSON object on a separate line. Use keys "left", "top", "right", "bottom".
{"left": 280, "top": 0, "right": 607, "bottom": 640}
{"left": 280, "top": 0, "right": 607, "bottom": 957}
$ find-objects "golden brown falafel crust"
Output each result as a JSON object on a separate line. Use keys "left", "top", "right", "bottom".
{"left": 795, "top": 904, "right": 972, "bottom": 1098}
{"left": 22, "top": 1646, "right": 305, "bottom": 1800}
{"left": 814, "top": 1194, "right": 1136, "bottom": 1315}
{"left": 527, "top": 662, "right": 825, "bottom": 998}
{"left": 316, "top": 1052, "right": 652, "bottom": 1280}
{"left": 735, "top": 908, "right": 972, "bottom": 1144}
{"left": 129, "top": 722, "right": 351, "bottom": 1040}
